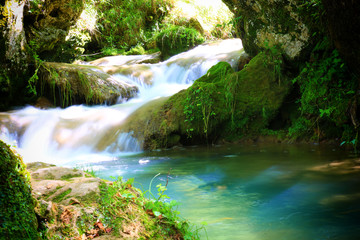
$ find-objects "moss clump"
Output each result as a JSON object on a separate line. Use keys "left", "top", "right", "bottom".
{"left": 52, "top": 188, "right": 72, "bottom": 203}
{"left": 0, "top": 140, "right": 39, "bottom": 239}
{"left": 156, "top": 25, "right": 204, "bottom": 59}
{"left": 60, "top": 173, "right": 83, "bottom": 181}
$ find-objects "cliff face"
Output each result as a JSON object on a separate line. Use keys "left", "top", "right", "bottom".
{"left": 23, "top": 0, "right": 85, "bottom": 56}
{"left": 222, "top": 0, "right": 316, "bottom": 62}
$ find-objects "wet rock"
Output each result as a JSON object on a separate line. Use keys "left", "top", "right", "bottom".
{"left": 238, "top": 51, "right": 251, "bottom": 71}
{"left": 37, "top": 62, "right": 138, "bottom": 107}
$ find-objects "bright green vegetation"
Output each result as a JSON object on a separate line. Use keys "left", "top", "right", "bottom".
{"left": 289, "top": 38, "right": 357, "bottom": 143}
{"left": 99, "top": 175, "right": 201, "bottom": 239}
{"left": 0, "top": 140, "right": 39, "bottom": 239}
{"left": 156, "top": 25, "right": 204, "bottom": 59}
{"left": 18, "top": 160, "right": 200, "bottom": 239}
{"left": 63, "top": 0, "right": 233, "bottom": 61}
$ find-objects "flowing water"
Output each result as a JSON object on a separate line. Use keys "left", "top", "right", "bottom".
{"left": 1, "top": 39, "right": 360, "bottom": 239}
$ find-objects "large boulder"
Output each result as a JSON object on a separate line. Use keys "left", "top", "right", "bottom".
{"left": 24, "top": 0, "right": 85, "bottom": 56}
{"left": 37, "top": 62, "right": 138, "bottom": 107}
{"left": 223, "top": 0, "right": 315, "bottom": 62}
{"left": 119, "top": 49, "right": 291, "bottom": 149}
{"left": 0, "top": 140, "right": 39, "bottom": 239}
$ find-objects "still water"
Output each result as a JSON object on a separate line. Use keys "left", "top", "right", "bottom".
{"left": 84, "top": 143, "right": 360, "bottom": 240}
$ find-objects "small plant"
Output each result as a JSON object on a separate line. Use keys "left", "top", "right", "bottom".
{"left": 184, "top": 85, "right": 216, "bottom": 141}
{"left": 143, "top": 171, "right": 204, "bottom": 238}
{"left": 98, "top": 174, "right": 201, "bottom": 238}
{"left": 263, "top": 40, "right": 283, "bottom": 85}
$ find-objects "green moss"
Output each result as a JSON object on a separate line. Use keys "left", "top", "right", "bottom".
{"left": 0, "top": 140, "right": 40, "bottom": 239}
{"left": 156, "top": 25, "right": 204, "bottom": 59}
{"left": 60, "top": 173, "right": 82, "bottom": 181}
{"left": 77, "top": 190, "right": 99, "bottom": 205}
{"left": 52, "top": 188, "right": 72, "bottom": 203}
{"left": 120, "top": 49, "right": 291, "bottom": 149}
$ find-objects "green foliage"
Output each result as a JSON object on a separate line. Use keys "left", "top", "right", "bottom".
{"left": 183, "top": 62, "right": 233, "bottom": 140}
{"left": 184, "top": 85, "right": 217, "bottom": 140}
{"left": 99, "top": 175, "right": 200, "bottom": 238}
{"left": 290, "top": 37, "right": 357, "bottom": 140}
{"left": 263, "top": 41, "right": 283, "bottom": 85}
{"left": 96, "top": 0, "right": 172, "bottom": 52}
{"left": 156, "top": 24, "right": 204, "bottom": 59}
{"left": 0, "top": 140, "right": 40, "bottom": 239}
{"left": 143, "top": 173, "right": 203, "bottom": 239}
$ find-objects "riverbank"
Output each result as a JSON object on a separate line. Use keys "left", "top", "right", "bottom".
{"left": 28, "top": 161, "right": 200, "bottom": 239}
{"left": 0, "top": 139, "right": 200, "bottom": 239}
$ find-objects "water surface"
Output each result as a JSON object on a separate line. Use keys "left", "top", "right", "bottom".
{"left": 84, "top": 143, "right": 360, "bottom": 240}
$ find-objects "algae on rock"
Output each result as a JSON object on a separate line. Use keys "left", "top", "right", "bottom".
{"left": 0, "top": 140, "right": 39, "bottom": 239}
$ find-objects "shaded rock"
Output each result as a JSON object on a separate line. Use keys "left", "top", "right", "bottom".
{"left": 0, "top": 140, "right": 39, "bottom": 239}
{"left": 37, "top": 62, "right": 138, "bottom": 107}
{"left": 238, "top": 51, "right": 251, "bottom": 71}
{"left": 321, "top": 0, "right": 360, "bottom": 78}
{"left": 34, "top": 96, "right": 54, "bottom": 109}
{"left": 24, "top": 0, "right": 85, "bottom": 54}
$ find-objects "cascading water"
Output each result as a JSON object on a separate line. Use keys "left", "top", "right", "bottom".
{"left": 0, "top": 39, "right": 243, "bottom": 166}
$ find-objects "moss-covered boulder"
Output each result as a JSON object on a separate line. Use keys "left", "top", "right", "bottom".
{"left": 0, "top": 140, "right": 39, "bottom": 239}
{"left": 119, "top": 50, "right": 291, "bottom": 149}
{"left": 36, "top": 62, "right": 138, "bottom": 107}
{"left": 156, "top": 25, "right": 205, "bottom": 60}
{"left": 223, "top": 0, "right": 316, "bottom": 62}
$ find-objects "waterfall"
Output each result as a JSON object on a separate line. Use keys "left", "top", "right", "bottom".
{"left": 0, "top": 39, "right": 243, "bottom": 166}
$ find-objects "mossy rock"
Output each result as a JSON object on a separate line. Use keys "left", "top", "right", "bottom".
{"left": 0, "top": 140, "right": 40, "bottom": 239}
{"left": 29, "top": 166, "right": 101, "bottom": 205}
{"left": 24, "top": 0, "right": 85, "bottom": 59}
{"left": 223, "top": 0, "right": 316, "bottom": 62}
{"left": 119, "top": 50, "right": 291, "bottom": 149}
{"left": 156, "top": 25, "right": 205, "bottom": 60}
{"left": 28, "top": 163, "right": 197, "bottom": 239}
{"left": 37, "top": 62, "right": 138, "bottom": 107}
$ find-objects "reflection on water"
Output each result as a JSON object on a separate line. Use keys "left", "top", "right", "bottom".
{"left": 86, "top": 143, "right": 360, "bottom": 240}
